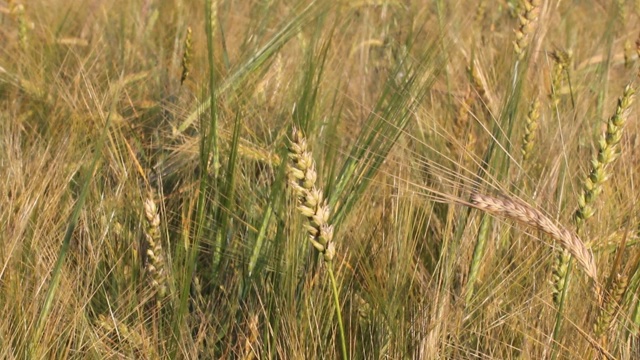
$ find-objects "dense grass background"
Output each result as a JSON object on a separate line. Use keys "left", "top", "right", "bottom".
{"left": 2, "top": 0, "right": 640, "bottom": 358}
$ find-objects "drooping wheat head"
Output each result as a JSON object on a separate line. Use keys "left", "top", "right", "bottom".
{"left": 470, "top": 192, "right": 597, "bottom": 282}
{"left": 287, "top": 128, "right": 335, "bottom": 262}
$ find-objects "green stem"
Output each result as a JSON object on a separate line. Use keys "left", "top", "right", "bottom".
{"left": 327, "top": 263, "right": 348, "bottom": 360}
{"left": 465, "top": 214, "right": 491, "bottom": 306}
{"left": 551, "top": 258, "right": 573, "bottom": 360}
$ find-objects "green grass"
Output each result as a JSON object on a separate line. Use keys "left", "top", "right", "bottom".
{"left": 2, "top": 0, "right": 640, "bottom": 358}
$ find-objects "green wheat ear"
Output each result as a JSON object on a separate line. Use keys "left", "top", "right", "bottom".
{"left": 521, "top": 97, "right": 540, "bottom": 162}
{"left": 594, "top": 273, "right": 628, "bottom": 340}
{"left": 549, "top": 50, "right": 571, "bottom": 107}
{"left": 575, "top": 84, "right": 635, "bottom": 227}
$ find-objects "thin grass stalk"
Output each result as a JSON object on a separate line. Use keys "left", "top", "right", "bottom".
{"left": 246, "top": 145, "right": 289, "bottom": 279}
{"left": 550, "top": 259, "right": 572, "bottom": 360}
{"left": 212, "top": 110, "right": 241, "bottom": 278}
{"left": 328, "top": 263, "right": 348, "bottom": 360}
{"left": 176, "top": 2, "right": 323, "bottom": 133}
{"left": 465, "top": 214, "right": 491, "bottom": 306}
{"left": 205, "top": 0, "right": 219, "bottom": 178}
{"left": 172, "top": 3, "right": 220, "bottom": 348}
{"left": 329, "top": 39, "right": 439, "bottom": 228}
{"left": 30, "top": 107, "right": 115, "bottom": 357}
{"left": 463, "top": 57, "right": 527, "bottom": 304}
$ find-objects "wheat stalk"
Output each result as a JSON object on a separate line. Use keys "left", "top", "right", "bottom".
{"left": 470, "top": 192, "right": 597, "bottom": 282}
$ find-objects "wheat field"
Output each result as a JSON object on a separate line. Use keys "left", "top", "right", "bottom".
{"left": 2, "top": 0, "right": 640, "bottom": 358}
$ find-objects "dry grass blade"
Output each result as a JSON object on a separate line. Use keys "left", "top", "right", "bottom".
{"left": 470, "top": 193, "right": 597, "bottom": 282}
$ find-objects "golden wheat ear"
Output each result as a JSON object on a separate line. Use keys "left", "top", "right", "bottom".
{"left": 287, "top": 127, "right": 335, "bottom": 262}
{"left": 143, "top": 194, "right": 169, "bottom": 304}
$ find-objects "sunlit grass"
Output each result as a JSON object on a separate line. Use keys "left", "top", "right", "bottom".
{"left": 1, "top": 0, "right": 640, "bottom": 358}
